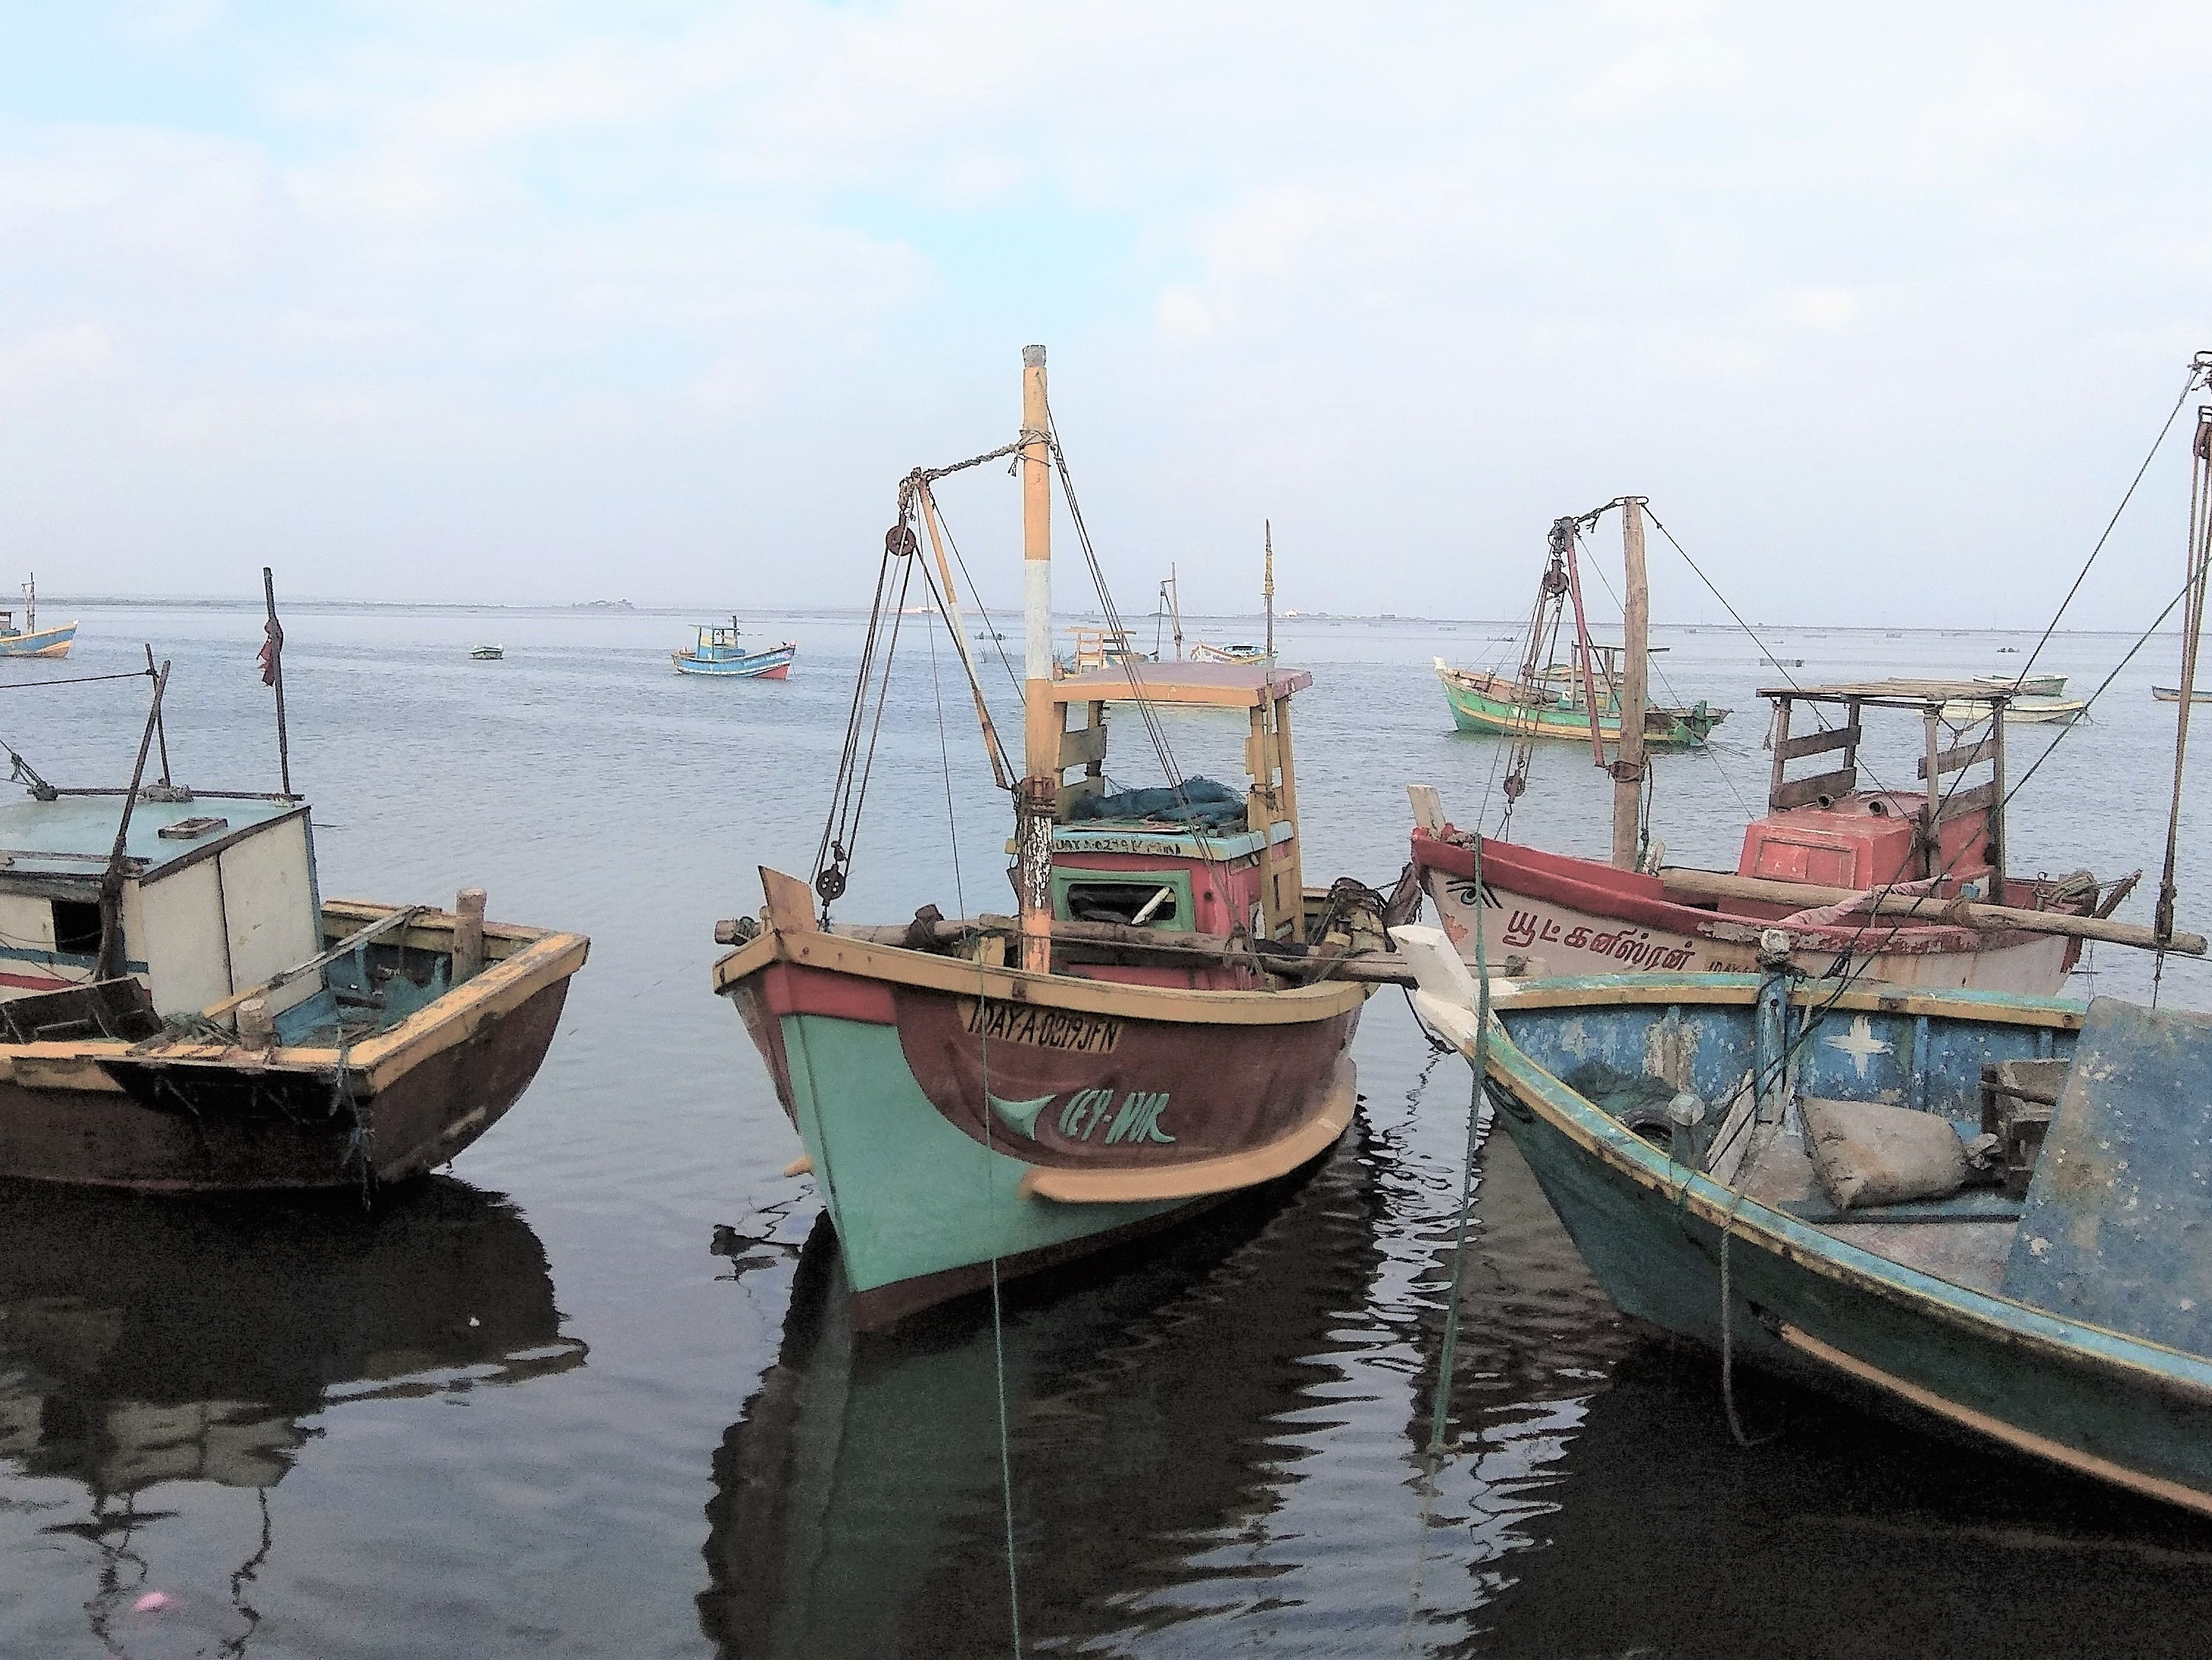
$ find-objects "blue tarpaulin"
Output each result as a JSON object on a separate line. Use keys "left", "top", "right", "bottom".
{"left": 1068, "top": 776, "right": 1245, "bottom": 828}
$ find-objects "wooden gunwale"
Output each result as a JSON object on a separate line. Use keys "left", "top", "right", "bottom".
{"left": 711, "top": 923, "right": 1368, "bottom": 1025}
{"left": 1474, "top": 979, "right": 2212, "bottom": 1413}
{"left": 1017, "top": 1057, "right": 1354, "bottom": 1202}
{"left": 79, "top": 901, "right": 588, "bottom": 1093}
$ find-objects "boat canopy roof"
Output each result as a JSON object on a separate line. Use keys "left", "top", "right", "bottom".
{"left": 1052, "top": 661, "right": 1312, "bottom": 709}
{"left": 0, "top": 791, "right": 302, "bottom": 882}
{"left": 1757, "top": 678, "right": 2018, "bottom": 710}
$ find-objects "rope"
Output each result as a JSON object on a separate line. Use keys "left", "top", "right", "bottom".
{"left": 2010, "top": 353, "right": 2212, "bottom": 692}
{"left": 1427, "top": 834, "right": 1490, "bottom": 1455}
{"left": 928, "top": 603, "right": 1023, "bottom": 1654}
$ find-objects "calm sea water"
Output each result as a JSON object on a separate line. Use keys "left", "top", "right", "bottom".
{"left": 4, "top": 603, "right": 2211, "bottom": 1659}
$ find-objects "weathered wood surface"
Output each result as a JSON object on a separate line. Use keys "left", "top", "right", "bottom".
{"left": 1659, "top": 866, "right": 2205, "bottom": 954}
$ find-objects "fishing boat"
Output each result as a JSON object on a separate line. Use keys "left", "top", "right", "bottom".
{"left": 472, "top": 644, "right": 505, "bottom": 660}
{"left": 673, "top": 617, "right": 797, "bottom": 679}
{"left": 0, "top": 614, "right": 588, "bottom": 1190}
{"left": 0, "top": 574, "right": 76, "bottom": 659}
{"left": 1412, "top": 500, "right": 2151, "bottom": 994}
{"left": 1398, "top": 363, "right": 2212, "bottom": 1517}
{"left": 1412, "top": 678, "right": 2149, "bottom": 993}
{"left": 710, "top": 346, "right": 1385, "bottom": 1329}
{"left": 1434, "top": 515, "right": 1725, "bottom": 748}
{"left": 1397, "top": 927, "right": 2212, "bottom": 1522}
{"left": 2155, "top": 685, "right": 2212, "bottom": 703}
{"left": 1189, "top": 640, "right": 1265, "bottom": 664}
{"left": 1941, "top": 693, "right": 2085, "bottom": 725}
{"left": 1975, "top": 671, "right": 2066, "bottom": 698}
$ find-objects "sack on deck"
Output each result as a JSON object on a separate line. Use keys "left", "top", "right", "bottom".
{"left": 1802, "top": 1096, "right": 1969, "bottom": 1211}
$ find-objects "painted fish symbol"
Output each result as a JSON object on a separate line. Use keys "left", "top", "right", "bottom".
{"left": 986, "top": 1091, "right": 1056, "bottom": 1138}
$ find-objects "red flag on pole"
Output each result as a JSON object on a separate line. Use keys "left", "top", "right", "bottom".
{"left": 257, "top": 613, "right": 283, "bottom": 687}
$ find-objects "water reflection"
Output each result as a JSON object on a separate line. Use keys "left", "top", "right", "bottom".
{"left": 700, "top": 1121, "right": 1391, "bottom": 1659}
{"left": 0, "top": 1177, "right": 584, "bottom": 1500}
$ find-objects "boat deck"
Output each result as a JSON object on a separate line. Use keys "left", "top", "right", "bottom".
{"left": 1736, "top": 1123, "right": 2015, "bottom": 1295}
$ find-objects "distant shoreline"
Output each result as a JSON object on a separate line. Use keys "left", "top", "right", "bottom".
{"left": 26, "top": 596, "right": 2174, "bottom": 638}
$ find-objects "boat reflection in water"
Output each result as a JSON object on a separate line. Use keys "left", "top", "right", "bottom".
{"left": 0, "top": 1177, "right": 583, "bottom": 1643}
{"left": 699, "top": 1123, "right": 1390, "bottom": 1659}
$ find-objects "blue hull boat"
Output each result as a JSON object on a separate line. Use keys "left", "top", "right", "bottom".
{"left": 674, "top": 617, "right": 796, "bottom": 679}
{"left": 1396, "top": 928, "right": 2212, "bottom": 1519}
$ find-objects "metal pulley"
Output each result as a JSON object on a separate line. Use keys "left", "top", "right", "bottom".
{"left": 885, "top": 523, "right": 918, "bottom": 558}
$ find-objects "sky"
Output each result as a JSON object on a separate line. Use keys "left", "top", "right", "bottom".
{"left": 0, "top": 1, "right": 2207, "bottom": 625}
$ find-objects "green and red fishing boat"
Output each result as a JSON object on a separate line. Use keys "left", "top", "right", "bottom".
{"left": 711, "top": 345, "right": 1387, "bottom": 1329}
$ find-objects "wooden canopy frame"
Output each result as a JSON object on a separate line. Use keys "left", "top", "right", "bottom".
{"left": 1759, "top": 680, "right": 2010, "bottom": 888}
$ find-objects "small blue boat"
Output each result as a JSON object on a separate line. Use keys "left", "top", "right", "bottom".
{"left": 0, "top": 574, "right": 74, "bottom": 659}
{"left": 673, "top": 617, "right": 796, "bottom": 680}
{"left": 1397, "top": 926, "right": 2212, "bottom": 1519}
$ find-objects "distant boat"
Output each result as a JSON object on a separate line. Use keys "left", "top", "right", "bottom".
{"left": 2154, "top": 686, "right": 2212, "bottom": 703}
{"left": 0, "top": 574, "right": 74, "bottom": 659}
{"left": 1189, "top": 641, "right": 1266, "bottom": 664}
{"left": 1943, "top": 695, "right": 2087, "bottom": 726}
{"left": 1762, "top": 655, "right": 1803, "bottom": 668}
{"left": 471, "top": 645, "right": 504, "bottom": 661}
{"left": 1975, "top": 672, "right": 2066, "bottom": 698}
{"left": 673, "top": 617, "right": 796, "bottom": 680}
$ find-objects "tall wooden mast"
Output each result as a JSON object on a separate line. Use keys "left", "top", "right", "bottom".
{"left": 1263, "top": 521, "right": 1275, "bottom": 664}
{"left": 1017, "top": 344, "right": 1056, "bottom": 973}
{"left": 1611, "top": 497, "right": 1651, "bottom": 870}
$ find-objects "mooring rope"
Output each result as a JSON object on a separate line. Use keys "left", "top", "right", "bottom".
{"left": 927, "top": 603, "right": 1024, "bottom": 1654}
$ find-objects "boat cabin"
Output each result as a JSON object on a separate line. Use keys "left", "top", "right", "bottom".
{"left": 691, "top": 620, "right": 747, "bottom": 657}
{"left": 1749, "top": 680, "right": 2012, "bottom": 895}
{"left": 1035, "top": 662, "right": 1307, "bottom": 968}
{"left": 0, "top": 790, "right": 321, "bottom": 1018}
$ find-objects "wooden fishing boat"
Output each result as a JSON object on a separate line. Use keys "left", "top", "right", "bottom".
{"left": 1434, "top": 516, "right": 1726, "bottom": 748}
{"left": 711, "top": 346, "right": 1381, "bottom": 1329}
{"left": 1941, "top": 693, "right": 2085, "bottom": 725}
{"left": 471, "top": 644, "right": 505, "bottom": 660}
{"left": 1190, "top": 640, "right": 1265, "bottom": 664}
{"left": 1437, "top": 659, "right": 1723, "bottom": 748}
{"left": 1398, "top": 929, "right": 2212, "bottom": 1522}
{"left": 1412, "top": 679, "right": 2168, "bottom": 993}
{"left": 2154, "top": 685, "right": 2212, "bottom": 703}
{"left": 1975, "top": 671, "right": 2066, "bottom": 698}
{"left": 0, "top": 574, "right": 75, "bottom": 659}
{"left": 674, "top": 617, "right": 797, "bottom": 679}
{"left": 0, "top": 655, "right": 587, "bottom": 1191}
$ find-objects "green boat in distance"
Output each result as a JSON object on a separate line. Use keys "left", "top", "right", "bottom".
{"left": 1435, "top": 654, "right": 1726, "bottom": 749}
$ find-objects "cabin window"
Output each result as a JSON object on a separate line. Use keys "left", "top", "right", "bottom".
{"left": 1058, "top": 878, "right": 1185, "bottom": 929}
{"left": 51, "top": 899, "right": 103, "bottom": 957}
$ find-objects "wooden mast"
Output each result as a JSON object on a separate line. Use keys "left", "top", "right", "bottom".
{"left": 1017, "top": 344, "right": 1056, "bottom": 974}
{"left": 1263, "top": 522, "right": 1275, "bottom": 664}
{"left": 1611, "top": 497, "right": 1650, "bottom": 870}
{"left": 1170, "top": 562, "right": 1184, "bottom": 659}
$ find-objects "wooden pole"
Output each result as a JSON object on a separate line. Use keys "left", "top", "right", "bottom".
{"left": 1610, "top": 497, "right": 1650, "bottom": 870}
{"left": 452, "top": 887, "right": 488, "bottom": 983}
{"left": 263, "top": 567, "right": 292, "bottom": 797}
{"left": 1017, "top": 344, "right": 1056, "bottom": 974}
{"left": 143, "top": 644, "right": 172, "bottom": 788}
{"left": 1170, "top": 561, "right": 1184, "bottom": 659}
{"left": 1263, "top": 522, "right": 1275, "bottom": 664}
{"left": 95, "top": 660, "right": 170, "bottom": 982}
{"left": 2157, "top": 408, "right": 2212, "bottom": 949}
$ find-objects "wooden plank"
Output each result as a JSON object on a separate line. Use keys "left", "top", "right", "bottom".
{"left": 1407, "top": 784, "right": 1445, "bottom": 837}
{"left": 1771, "top": 767, "right": 1858, "bottom": 810}
{"left": 759, "top": 866, "right": 819, "bottom": 933}
{"left": 1054, "top": 778, "right": 1105, "bottom": 817}
{"left": 1937, "top": 778, "right": 2000, "bottom": 818}
{"left": 1776, "top": 719, "right": 1857, "bottom": 762}
{"left": 1918, "top": 731, "right": 1995, "bottom": 778}
{"left": 1057, "top": 723, "right": 1107, "bottom": 769}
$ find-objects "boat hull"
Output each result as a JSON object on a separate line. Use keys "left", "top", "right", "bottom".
{"left": 675, "top": 643, "right": 796, "bottom": 679}
{"left": 0, "top": 904, "right": 588, "bottom": 1191}
{"left": 1415, "top": 831, "right": 2077, "bottom": 994}
{"left": 1460, "top": 976, "right": 2212, "bottom": 1519}
{"left": 714, "top": 926, "right": 1363, "bottom": 1327}
{"left": 0, "top": 622, "right": 76, "bottom": 659}
{"left": 1438, "top": 667, "right": 1721, "bottom": 748}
